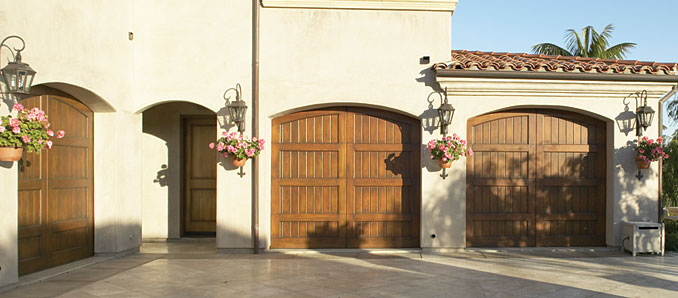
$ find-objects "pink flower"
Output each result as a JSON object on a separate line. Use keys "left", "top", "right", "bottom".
{"left": 665, "top": 154, "right": 670, "bottom": 159}
{"left": 0, "top": 126, "right": 4, "bottom": 133}
{"left": 657, "top": 137, "right": 663, "bottom": 144}
{"left": 467, "top": 148, "right": 474, "bottom": 156}
{"left": 9, "top": 118, "right": 19, "bottom": 127}
{"left": 12, "top": 126, "right": 20, "bottom": 134}
{"left": 12, "top": 103, "right": 24, "bottom": 111}
{"left": 258, "top": 139, "right": 265, "bottom": 145}
{"left": 430, "top": 155, "right": 434, "bottom": 159}
{"left": 47, "top": 130, "right": 54, "bottom": 137}
{"left": 46, "top": 140, "right": 53, "bottom": 149}
{"left": 442, "top": 157, "right": 448, "bottom": 162}
{"left": 252, "top": 137, "right": 257, "bottom": 142}
{"left": 21, "top": 135, "right": 31, "bottom": 143}
{"left": 216, "top": 143, "right": 225, "bottom": 151}
{"left": 209, "top": 142, "right": 215, "bottom": 149}
{"left": 648, "top": 139, "right": 654, "bottom": 145}
{"left": 57, "top": 130, "right": 65, "bottom": 139}
{"left": 638, "top": 149, "right": 644, "bottom": 154}
{"left": 640, "top": 155, "right": 647, "bottom": 160}
{"left": 258, "top": 145, "right": 264, "bottom": 151}
{"left": 38, "top": 139, "right": 43, "bottom": 145}
{"left": 222, "top": 131, "right": 228, "bottom": 136}
{"left": 438, "top": 144, "right": 445, "bottom": 151}
{"left": 227, "top": 145, "right": 237, "bottom": 153}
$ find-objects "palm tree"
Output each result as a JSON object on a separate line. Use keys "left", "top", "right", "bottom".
{"left": 532, "top": 24, "right": 636, "bottom": 59}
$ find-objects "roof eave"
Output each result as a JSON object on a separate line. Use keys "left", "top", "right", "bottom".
{"left": 435, "top": 69, "right": 678, "bottom": 83}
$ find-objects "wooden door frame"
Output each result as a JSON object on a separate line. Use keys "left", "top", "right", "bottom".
{"left": 180, "top": 115, "right": 217, "bottom": 237}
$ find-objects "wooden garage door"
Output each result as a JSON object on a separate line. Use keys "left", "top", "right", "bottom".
{"left": 18, "top": 95, "right": 94, "bottom": 275}
{"left": 271, "top": 108, "right": 420, "bottom": 248}
{"left": 466, "top": 110, "right": 606, "bottom": 247}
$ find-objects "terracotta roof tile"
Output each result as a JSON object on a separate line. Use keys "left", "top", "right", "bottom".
{"left": 434, "top": 50, "right": 678, "bottom": 75}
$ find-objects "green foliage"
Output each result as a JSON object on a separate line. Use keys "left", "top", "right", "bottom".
{"left": 0, "top": 104, "right": 64, "bottom": 153}
{"left": 664, "top": 220, "right": 678, "bottom": 252}
{"left": 210, "top": 131, "right": 265, "bottom": 160}
{"left": 532, "top": 24, "right": 636, "bottom": 59}
{"left": 427, "top": 134, "right": 471, "bottom": 162}
{"left": 663, "top": 131, "right": 678, "bottom": 207}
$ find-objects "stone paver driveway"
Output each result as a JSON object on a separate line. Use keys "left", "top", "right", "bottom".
{"left": 1, "top": 242, "right": 676, "bottom": 298}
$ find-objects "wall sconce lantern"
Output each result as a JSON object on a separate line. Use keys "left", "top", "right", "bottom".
{"left": 623, "top": 90, "right": 655, "bottom": 137}
{"left": 635, "top": 90, "right": 655, "bottom": 136}
{"left": 1, "top": 35, "right": 36, "bottom": 96}
{"left": 224, "top": 83, "right": 247, "bottom": 133}
{"left": 437, "top": 87, "right": 455, "bottom": 136}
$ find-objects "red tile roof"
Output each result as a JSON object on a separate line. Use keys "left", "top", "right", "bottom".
{"left": 434, "top": 50, "right": 678, "bottom": 75}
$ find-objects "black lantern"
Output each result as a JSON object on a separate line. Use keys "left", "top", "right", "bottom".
{"left": 1, "top": 35, "right": 36, "bottom": 96}
{"left": 437, "top": 87, "right": 455, "bottom": 136}
{"left": 225, "top": 83, "right": 247, "bottom": 133}
{"left": 635, "top": 90, "right": 655, "bottom": 136}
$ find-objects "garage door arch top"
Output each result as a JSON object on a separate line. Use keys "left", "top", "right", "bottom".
{"left": 466, "top": 109, "right": 606, "bottom": 247}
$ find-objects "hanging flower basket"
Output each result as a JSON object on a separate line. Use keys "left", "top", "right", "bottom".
{"left": 438, "top": 159, "right": 452, "bottom": 169}
{"left": 0, "top": 104, "right": 65, "bottom": 162}
{"left": 210, "top": 131, "right": 265, "bottom": 168}
{"left": 635, "top": 137, "right": 668, "bottom": 169}
{"left": 635, "top": 156, "right": 650, "bottom": 170}
{"left": 0, "top": 147, "right": 23, "bottom": 161}
{"left": 232, "top": 157, "right": 247, "bottom": 168}
{"left": 427, "top": 133, "right": 472, "bottom": 168}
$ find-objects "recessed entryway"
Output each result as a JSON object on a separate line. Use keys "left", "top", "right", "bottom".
{"left": 466, "top": 109, "right": 606, "bottom": 247}
{"left": 18, "top": 95, "right": 94, "bottom": 275}
{"left": 271, "top": 107, "right": 421, "bottom": 248}
{"left": 141, "top": 102, "right": 216, "bottom": 240}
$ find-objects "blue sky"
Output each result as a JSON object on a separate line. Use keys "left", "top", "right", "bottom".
{"left": 450, "top": 0, "right": 678, "bottom": 135}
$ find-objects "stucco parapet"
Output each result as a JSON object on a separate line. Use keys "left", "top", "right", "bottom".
{"left": 261, "top": 0, "right": 457, "bottom": 11}
{"left": 437, "top": 77, "right": 677, "bottom": 99}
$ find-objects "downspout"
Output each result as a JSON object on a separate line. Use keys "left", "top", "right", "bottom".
{"left": 658, "top": 84, "right": 678, "bottom": 221}
{"left": 252, "top": 0, "right": 261, "bottom": 254}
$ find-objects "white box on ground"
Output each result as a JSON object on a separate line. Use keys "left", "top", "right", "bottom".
{"left": 621, "top": 221, "right": 665, "bottom": 256}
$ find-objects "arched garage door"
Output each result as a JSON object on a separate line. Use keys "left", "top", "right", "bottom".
{"left": 18, "top": 95, "right": 94, "bottom": 275}
{"left": 271, "top": 107, "right": 421, "bottom": 248}
{"left": 466, "top": 110, "right": 606, "bottom": 247}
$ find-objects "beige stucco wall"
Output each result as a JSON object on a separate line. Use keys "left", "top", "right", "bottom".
{"left": 258, "top": 7, "right": 453, "bottom": 248}
{"left": 0, "top": 103, "right": 19, "bottom": 287}
{"left": 437, "top": 77, "right": 676, "bottom": 247}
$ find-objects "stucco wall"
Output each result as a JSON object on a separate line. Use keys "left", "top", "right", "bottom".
{"left": 0, "top": 103, "right": 19, "bottom": 288}
{"left": 437, "top": 77, "right": 675, "bottom": 247}
{"left": 258, "top": 7, "right": 453, "bottom": 248}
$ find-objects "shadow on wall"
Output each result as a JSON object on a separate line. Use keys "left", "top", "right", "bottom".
{"left": 141, "top": 101, "right": 216, "bottom": 239}
{"left": 615, "top": 140, "right": 658, "bottom": 222}
{"left": 421, "top": 169, "right": 466, "bottom": 247}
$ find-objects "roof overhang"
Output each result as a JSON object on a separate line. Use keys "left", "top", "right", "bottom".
{"left": 261, "top": 0, "right": 458, "bottom": 12}
{"left": 436, "top": 69, "right": 678, "bottom": 83}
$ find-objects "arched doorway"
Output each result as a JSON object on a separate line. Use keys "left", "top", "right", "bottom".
{"left": 270, "top": 107, "right": 421, "bottom": 248}
{"left": 141, "top": 102, "right": 217, "bottom": 239}
{"left": 18, "top": 95, "right": 94, "bottom": 275}
{"left": 466, "top": 109, "right": 606, "bottom": 247}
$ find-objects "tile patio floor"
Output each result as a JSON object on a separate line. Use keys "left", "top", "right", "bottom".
{"left": 1, "top": 240, "right": 676, "bottom": 298}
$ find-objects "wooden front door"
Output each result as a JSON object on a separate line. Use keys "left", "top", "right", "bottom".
{"left": 466, "top": 110, "right": 606, "bottom": 247}
{"left": 271, "top": 108, "right": 421, "bottom": 248}
{"left": 182, "top": 117, "right": 217, "bottom": 235}
{"left": 18, "top": 95, "right": 94, "bottom": 275}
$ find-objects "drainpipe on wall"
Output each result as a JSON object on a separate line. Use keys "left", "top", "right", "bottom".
{"left": 252, "top": 0, "right": 261, "bottom": 254}
{"left": 658, "top": 84, "right": 677, "bottom": 221}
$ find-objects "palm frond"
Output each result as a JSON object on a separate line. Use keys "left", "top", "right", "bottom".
{"left": 531, "top": 43, "right": 573, "bottom": 56}
{"left": 564, "top": 29, "right": 585, "bottom": 56}
{"left": 582, "top": 26, "right": 594, "bottom": 55}
{"left": 603, "top": 42, "right": 636, "bottom": 59}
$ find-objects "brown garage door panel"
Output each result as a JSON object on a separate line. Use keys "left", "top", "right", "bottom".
{"left": 467, "top": 110, "right": 605, "bottom": 247}
{"left": 18, "top": 95, "right": 94, "bottom": 275}
{"left": 271, "top": 108, "right": 420, "bottom": 248}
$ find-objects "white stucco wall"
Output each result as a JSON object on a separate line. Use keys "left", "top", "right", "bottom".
{"left": 0, "top": 103, "right": 19, "bottom": 288}
{"left": 437, "top": 77, "right": 675, "bottom": 247}
{"left": 258, "top": 7, "right": 453, "bottom": 248}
